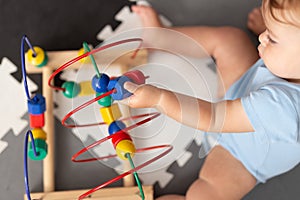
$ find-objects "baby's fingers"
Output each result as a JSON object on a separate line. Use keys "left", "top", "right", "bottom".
{"left": 119, "top": 82, "right": 138, "bottom": 106}
{"left": 124, "top": 81, "right": 139, "bottom": 93}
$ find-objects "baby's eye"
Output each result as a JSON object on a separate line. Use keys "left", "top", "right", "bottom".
{"left": 267, "top": 35, "right": 277, "bottom": 44}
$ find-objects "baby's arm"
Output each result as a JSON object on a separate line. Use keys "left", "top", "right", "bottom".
{"left": 124, "top": 82, "right": 254, "bottom": 133}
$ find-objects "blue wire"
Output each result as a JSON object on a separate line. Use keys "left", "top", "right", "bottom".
{"left": 21, "top": 35, "right": 40, "bottom": 200}
{"left": 24, "top": 130, "right": 38, "bottom": 200}
{"left": 21, "top": 35, "right": 36, "bottom": 101}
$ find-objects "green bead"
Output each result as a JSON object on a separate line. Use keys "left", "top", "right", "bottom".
{"left": 28, "top": 139, "right": 48, "bottom": 160}
{"left": 97, "top": 92, "right": 113, "bottom": 107}
{"left": 36, "top": 53, "right": 48, "bottom": 68}
{"left": 62, "top": 81, "right": 81, "bottom": 98}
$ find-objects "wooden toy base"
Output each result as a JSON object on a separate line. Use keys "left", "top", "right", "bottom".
{"left": 26, "top": 186, "right": 153, "bottom": 200}
{"left": 24, "top": 47, "right": 149, "bottom": 199}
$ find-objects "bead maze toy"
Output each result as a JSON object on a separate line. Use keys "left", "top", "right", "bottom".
{"left": 21, "top": 35, "right": 173, "bottom": 200}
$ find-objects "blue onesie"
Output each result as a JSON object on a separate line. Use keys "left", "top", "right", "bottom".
{"left": 209, "top": 59, "right": 300, "bottom": 183}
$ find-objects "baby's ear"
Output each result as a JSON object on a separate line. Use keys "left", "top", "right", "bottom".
{"left": 124, "top": 81, "right": 139, "bottom": 93}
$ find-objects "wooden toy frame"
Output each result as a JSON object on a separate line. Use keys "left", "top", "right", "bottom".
{"left": 24, "top": 48, "right": 153, "bottom": 200}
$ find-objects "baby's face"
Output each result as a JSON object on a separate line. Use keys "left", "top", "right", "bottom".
{"left": 258, "top": 8, "right": 300, "bottom": 81}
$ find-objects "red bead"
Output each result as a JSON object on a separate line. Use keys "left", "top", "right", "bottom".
{"left": 111, "top": 130, "right": 132, "bottom": 148}
{"left": 29, "top": 113, "right": 45, "bottom": 128}
{"left": 124, "top": 70, "right": 146, "bottom": 85}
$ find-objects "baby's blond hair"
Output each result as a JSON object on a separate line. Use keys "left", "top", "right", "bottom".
{"left": 263, "top": 0, "right": 300, "bottom": 27}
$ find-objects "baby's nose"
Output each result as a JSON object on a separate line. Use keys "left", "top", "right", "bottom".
{"left": 258, "top": 31, "right": 268, "bottom": 46}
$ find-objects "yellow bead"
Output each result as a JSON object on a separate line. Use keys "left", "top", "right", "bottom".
{"left": 115, "top": 140, "right": 136, "bottom": 160}
{"left": 29, "top": 128, "right": 47, "bottom": 141}
{"left": 78, "top": 47, "right": 90, "bottom": 63}
{"left": 78, "top": 81, "right": 94, "bottom": 96}
{"left": 27, "top": 46, "right": 46, "bottom": 66}
{"left": 100, "top": 103, "right": 122, "bottom": 124}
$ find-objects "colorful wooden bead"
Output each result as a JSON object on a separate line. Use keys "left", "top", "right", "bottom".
{"left": 28, "top": 138, "right": 48, "bottom": 160}
{"left": 62, "top": 81, "right": 81, "bottom": 98}
{"left": 78, "top": 47, "right": 90, "bottom": 63}
{"left": 124, "top": 70, "right": 146, "bottom": 85}
{"left": 111, "top": 130, "right": 132, "bottom": 147}
{"left": 115, "top": 139, "right": 136, "bottom": 160}
{"left": 100, "top": 103, "right": 122, "bottom": 124}
{"left": 107, "top": 76, "right": 133, "bottom": 100}
{"left": 27, "top": 46, "right": 48, "bottom": 67}
{"left": 96, "top": 92, "right": 113, "bottom": 107}
{"left": 36, "top": 54, "right": 48, "bottom": 68}
{"left": 107, "top": 77, "right": 118, "bottom": 91}
{"left": 108, "top": 120, "right": 126, "bottom": 135}
{"left": 27, "top": 94, "right": 46, "bottom": 115}
{"left": 29, "top": 128, "right": 47, "bottom": 141}
{"left": 29, "top": 113, "right": 44, "bottom": 128}
{"left": 92, "top": 74, "right": 110, "bottom": 93}
{"left": 78, "top": 81, "right": 94, "bottom": 96}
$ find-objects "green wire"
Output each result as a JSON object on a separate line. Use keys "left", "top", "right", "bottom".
{"left": 126, "top": 153, "right": 145, "bottom": 200}
{"left": 82, "top": 42, "right": 101, "bottom": 78}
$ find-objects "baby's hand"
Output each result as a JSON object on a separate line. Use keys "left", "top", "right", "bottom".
{"left": 123, "top": 81, "right": 162, "bottom": 108}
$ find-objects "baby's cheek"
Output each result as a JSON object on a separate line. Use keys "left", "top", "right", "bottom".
{"left": 263, "top": 57, "right": 281, "bottom": 77}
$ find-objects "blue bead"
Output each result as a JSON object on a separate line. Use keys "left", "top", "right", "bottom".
{"left": 28, "top": 94, "right": 46, "bottom": 115}
{"left": 92, "top": 73, "right": 110, "bottom": 93}
{"left": 107, "top": 77, "right": 119, "bottom": 91}
{"left": 107, "top": 76, "right": 133, "bottom": 100}
{"left": 108, "top": 120, "right": 126, "bottom": 135}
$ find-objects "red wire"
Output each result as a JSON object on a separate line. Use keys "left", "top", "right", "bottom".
{"left": 47, "top": 37, "right": 173, "bottom": 200}
{"left": 70, "top": 111, "right": 166, "bottom": 200}
{"left": 72, "top": 134, "right": 114, "bottom": 162}
{"left": 122, "top": 112, "right": 161, "bottom": 133}
{"left": 48, "top": 38, "right": 143, "bottom": 91}
{"left": 61, "top": 89, "right": 160, "bottom": 129}
{"left": 77, "top": 144, "right": 173, "bottom": 200}
{"left": 71, "top": 112, "right": 161, "bottom": 162}
{"left": 61, "top": 89, "right": 116, "bottom": 128}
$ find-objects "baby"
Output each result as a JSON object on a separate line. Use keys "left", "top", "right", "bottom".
{"left": 125, "top": 1, "right": 300, "bottom": 199}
